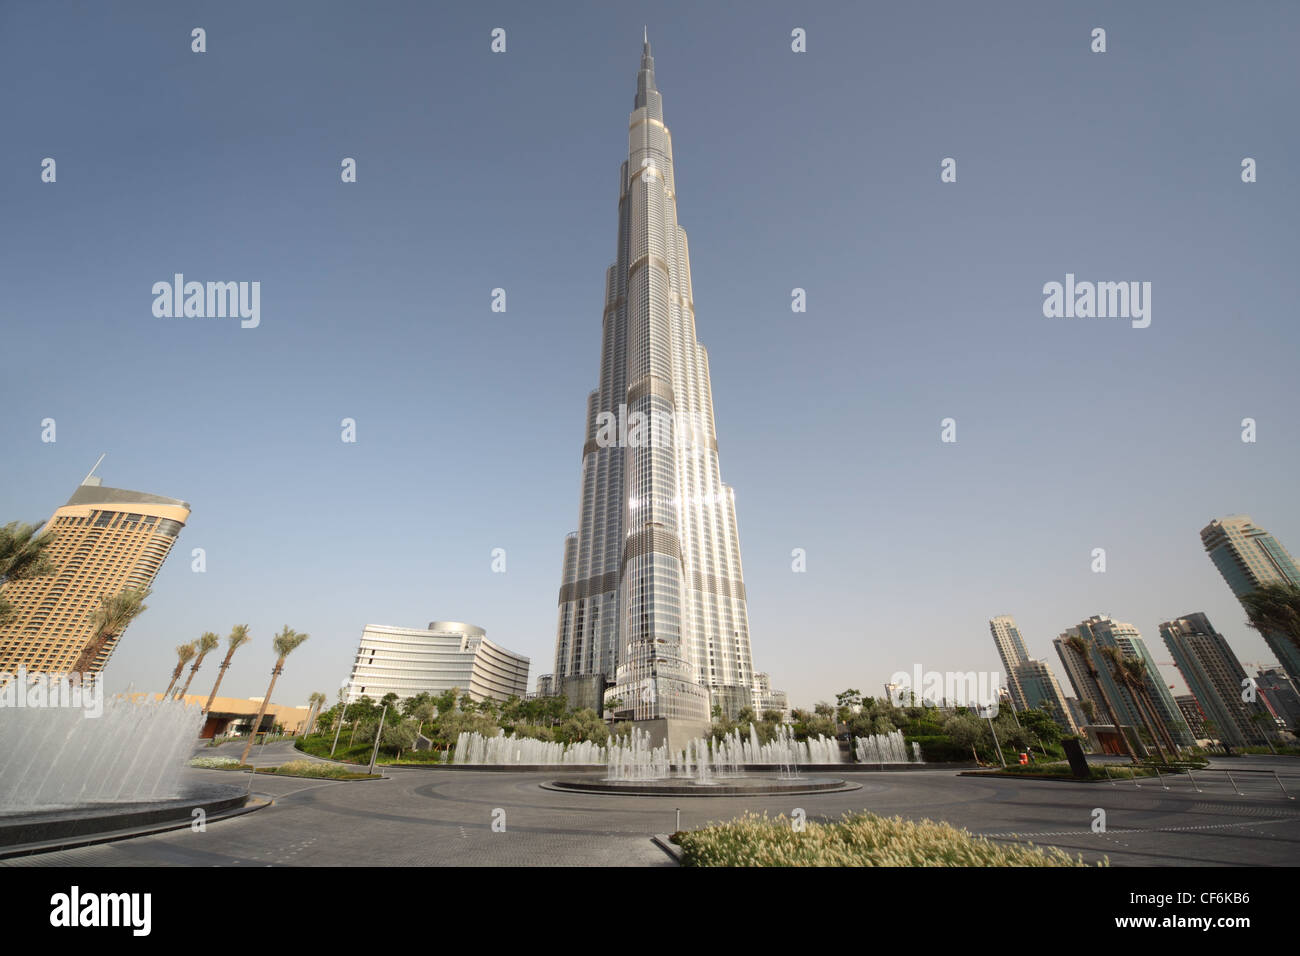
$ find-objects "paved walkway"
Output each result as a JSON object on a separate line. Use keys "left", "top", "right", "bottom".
{"left": 5, "top": 753, "right": 1298, "bottom": 866}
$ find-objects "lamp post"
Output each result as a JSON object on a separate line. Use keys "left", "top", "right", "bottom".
{"left": 329, "top": 679, "right": 349, "bottom": 759}
{"left": 367, "top": 705, "right": 388, "bottom": 776}
{"left": 982, "top": 705, "right": 1006, "bottom": 768}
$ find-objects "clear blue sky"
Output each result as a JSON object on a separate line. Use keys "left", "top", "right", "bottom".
{"left": 2, "top": 1, "right": 1297, "bottom": 709}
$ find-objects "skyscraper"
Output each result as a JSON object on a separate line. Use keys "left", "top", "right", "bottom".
{"left": 1200, "top": 515, "right": 1300, "bottom": 679}
{"left": 551, "top": 38, "right": 756, "bottom": 745}
{"left": 988, "top": 615, "right": 1079, "bottom": 735}
{"left": 1055, "top": 614, "right": 1196, "bottom": 752}
{"left": 1160, "top": 612, "right": 1277, "bottom": 749}
{"left": 0, "top": 470, "right": 190, "bottom": 675}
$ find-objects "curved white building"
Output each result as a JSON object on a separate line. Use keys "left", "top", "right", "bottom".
{"left": 552, "top": 37, "right": 757, "bottom": 738}
{"left": 345, "top": 621, "right": 528, "bottom": 704}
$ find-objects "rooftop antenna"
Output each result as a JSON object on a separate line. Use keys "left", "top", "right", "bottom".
{"left": 80, "top": 453, "right": 106, "bottom": 486}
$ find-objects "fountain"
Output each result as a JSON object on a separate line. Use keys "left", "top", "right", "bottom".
{"left": 0, "top": 681, "right": 246, "bottom": 852}
{"left": 447, "top": 723, "right": 859, "bottom": 796}
{"left": 0, "top": 689, "right": 204, "bottom": 811}
{"left": 852, "top": 729, "right": 922, "bottom": 765}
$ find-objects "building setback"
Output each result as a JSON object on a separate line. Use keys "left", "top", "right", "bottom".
{"left": 1201, "top": 515, "right": 1300, "bottom": 682}
{"left": 1161, "top": 612, "right": 1278, "bottom": 748}
{"left": 551, "top": 37, "right": 773, "bottom": 745}
{"left": 345, "top": 622, "right": 528, "bottom": 704}
{"left": 0, "top": 472, "right": 190, "bottom": 675}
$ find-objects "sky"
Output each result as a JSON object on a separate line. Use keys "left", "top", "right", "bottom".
{"left": 2, "top": 0, "right": 1297, "bottom": 710}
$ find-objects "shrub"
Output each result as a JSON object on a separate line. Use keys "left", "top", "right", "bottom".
{"left": 676, "top": 812, "right": 1104, "bottom": 867}
{"left": 189, "top": 755, "right": 242, "bottom": 769}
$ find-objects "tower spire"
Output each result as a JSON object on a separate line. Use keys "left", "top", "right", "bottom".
{"left": 635, "top": 30, "right": 657, "bottom": 108}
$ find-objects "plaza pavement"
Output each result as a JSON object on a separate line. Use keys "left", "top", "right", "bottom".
{"left": 4, "top": 742, "right": 1297, "bottom": 866}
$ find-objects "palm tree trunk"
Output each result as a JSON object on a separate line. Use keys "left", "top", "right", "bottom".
{"left": 1142, "top": 687, "right": 1180, "bottom": 756}
{"left": 176, "top": 660, "right": 203, "bottom": 701}
{"left": 1089, "top": 665, "right": 1136, "bottom": 761}
{"left": 239, "top": 660, "right": 284, "bottom": 765}
{"left": 72, "top": 631, "right": 109, "bottom": 676}
{"left": 162, "top": 664, "right": 184, "bottom": 699}
{"left": 1128, "top": 686, "right": 1168, "bottom": 763}
{"left": 203, "top": 657, "right": 233, "bottom": 713}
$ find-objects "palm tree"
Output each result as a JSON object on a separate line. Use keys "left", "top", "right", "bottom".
{"left": 162, "top": 641, "right": 199, "bottom": 698}
{"left": 1122, "top": 656, "right": 1181, "bottom": 757}
{"left": 0, "top": 521, "right": 57, "bottom": 624}
{"left": 1101, "top": 648, "right": 1169, "bottom": 763}
{"left": 70, "top": 587, "right": 151, "bottom": 676}
{"left": 202, "top": 625, "right": 250, "bottom": 713}
{"left": 304, "top": 691, "right": 327, "bottom": 735}
{"left": 175, "top": 632, "right": 220, "bottom": 700}
{"left": 1241, "top": 582, "right": 1300, "bottom": 658}
{"left": 239, "top": 626, "right": 309, "bottom": 765}
{"left": 1064, "top": 634, "right": 1136, "bottom": 761}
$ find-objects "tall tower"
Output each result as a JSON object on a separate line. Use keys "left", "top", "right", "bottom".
{"left": 988, "top": 615, "right": 1029, "bottom": 706}
{"left": 1160, "top": 612, "right": 1278, "bottom": 748}
{"left": 0, "top": 470, "right": 190, "bottom": 675}
{"left": 552, "top": 37, "right": 754, "bottom": 742}
{"left": 1200, "top": 515, "right": 1300, "bottom": 680}
{"left": 989, "top": 615, "right": 1078, "bottom": 735}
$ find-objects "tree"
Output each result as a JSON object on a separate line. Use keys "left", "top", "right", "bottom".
{"left": 1241, "top": 582, "right": 1300, "bottom": 657}
{"left": 942, "top": 713, "right": 984, "bottom": 762}
{"left": 70, "top": 587, "right": 150, "bottom": 675}
{"left": 0, "top": 521, "right": 57, "bottom": 624}
{"left": 1101, "top": 647, "right": 1173, "bottom": 763}
{"left": 1064, "top": 634, "right": 1136, "bottom": 761}
{"left": 176, "top": 631, "right": 219, "bottom": 700}
{"left": 304, "top": 691, "right": 327, "bottom": 734}
{"left": 203, "top": 624, "right": 250, "bottom": 713}
{"left": 433, "top": 687, "right": 459, "bottom": 718}
{"left": 557, "top": 708, "right": 609, "bottom": 745}
{"left": 239, "top": 626, "right": 309, "bottom": 765}
{"left": 162, "top": 641, "right": 199, "bottom": 698}
{"left": 1020, "top": 709, "right": 1063, "bottom": 747}
{"left": 835, "top": 688, "right": 862, "bottom": 723}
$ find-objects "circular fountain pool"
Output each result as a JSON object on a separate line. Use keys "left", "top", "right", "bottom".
{"left": 543, "top": 773, "right": 860, "bottom": 796}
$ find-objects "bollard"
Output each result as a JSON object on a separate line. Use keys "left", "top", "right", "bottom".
{"left": 1130, "top": 766, "right": 1141, "bottom": 789}
{"left": 675, "top": 807, "right": 681, "bottom": 832}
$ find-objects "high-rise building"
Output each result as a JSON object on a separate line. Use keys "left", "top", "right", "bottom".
{"left": 551, "top": 38, "right": 761, "bottom": 746}
{"left": 989, "top": 615, "right": 1030, "bottom": 704}
{"left": 1200, "top": 515, "right": 1300, "bottom": 680}
{"left": 1160, "top": 612, "right": 1277, "bottom": 749}
{"left": 1055, "top": 614, "right": 1195, "bottom": 752}
{"left": 344, "top": 621, "right": 528, "bottom": 704}
{"left": 988, "top": 615, "right": 1079, "bottom": 735}
{"left": 1255, "top": 666, "right": 1300, "bottom": 732}
{"left": 0, "top": 471, "right": 190, "bottom": 675}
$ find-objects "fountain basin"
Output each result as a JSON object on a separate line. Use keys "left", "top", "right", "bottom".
{"left": 0, "top": 782, "right": 252, "bottom": 857}
{"left": 543, "top": 774, "right": 860, "bottom": 797}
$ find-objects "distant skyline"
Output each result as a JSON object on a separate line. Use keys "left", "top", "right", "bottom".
{"left": 3, "top": 1, "right": 1297, "bottom": 708}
